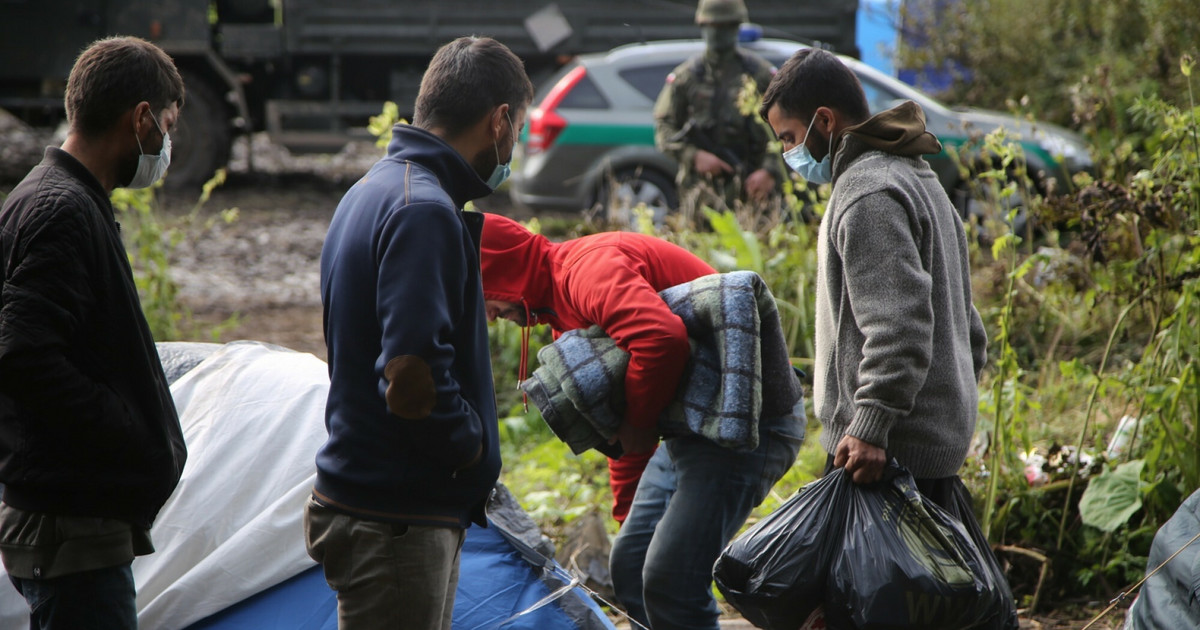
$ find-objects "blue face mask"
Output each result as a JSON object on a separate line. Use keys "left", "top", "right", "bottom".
{"left": 782, "top": 115, "right": 833, "bottom": 185}
{"left": 486, "top": 113, "right": 516, "bottom": 190}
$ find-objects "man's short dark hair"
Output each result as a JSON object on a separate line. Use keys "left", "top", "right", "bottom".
{"left": 414, "top": 37, "right": 534, "bottom": 136}
{"left": 760, "top": 48, "right": 869, "bottom": 125}
{"left": 65, "top": 36, "right": 185, "bottom": 137}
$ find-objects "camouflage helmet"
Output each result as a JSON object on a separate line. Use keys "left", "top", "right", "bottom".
{"left": 695, "top": 0, "right": 748, "bottom": 25}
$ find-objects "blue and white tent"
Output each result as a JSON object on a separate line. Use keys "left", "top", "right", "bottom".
{"left": 0, "top": 341, "right": 615, "bottom": 630}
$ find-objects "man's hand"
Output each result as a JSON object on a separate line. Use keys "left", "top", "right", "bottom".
{"left": 744, "top": 168, "right": 775, "bottom": 202}
{"left": 694, "top": 150, "right": 735, "bottom": 177}
{"left": 833, "top": 435, "right": 887, "bottom": 484}
{"left": 608, "top": 422, "right": 659, "bottom": 455}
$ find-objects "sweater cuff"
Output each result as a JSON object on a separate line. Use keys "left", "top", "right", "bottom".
{"left": 847, "top": 405, "right": 897, "bottom": 450}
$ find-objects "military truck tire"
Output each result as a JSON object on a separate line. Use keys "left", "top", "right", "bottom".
{"left": 166, "top": 72, "right": 231, "bottom": 190}
{"left": 594, "top": 167, "right": 679, "bottom": 229}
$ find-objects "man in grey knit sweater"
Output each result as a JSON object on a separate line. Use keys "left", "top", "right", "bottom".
{"left": 760, "top": 48, "right": 988, "bottom": 503}
{"left": 758, "top": 49, "right": 1019, "bottom": 630}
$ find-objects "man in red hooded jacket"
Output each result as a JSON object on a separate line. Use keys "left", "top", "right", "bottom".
{"left": 479, "top": 213, "right": 715, "bottom": 524}
{"left": 480, "top": 214, "right": 804, "bottom": 630}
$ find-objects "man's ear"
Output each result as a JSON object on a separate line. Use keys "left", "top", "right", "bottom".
{"left": 491, "top": 103, "right": 510, "bottom": 139}
{"left": 815, "top": 106, "right": 837, "bottom": 137}
{"left": 129, "top": 101, "right": 154, "bottom": 135}
{"left": 134, "top": 100, "right": 151, "bottom": 129}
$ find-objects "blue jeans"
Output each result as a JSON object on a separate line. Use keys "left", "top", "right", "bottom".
{"left": 610, "top": 407, "right": 805, "bottom": 630}
{"left": 9, "top": 563, "right": 137, "bottom": 630}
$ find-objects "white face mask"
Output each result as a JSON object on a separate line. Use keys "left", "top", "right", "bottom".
{"left": 127, "top": 111, "right": 171, "bottom": 189}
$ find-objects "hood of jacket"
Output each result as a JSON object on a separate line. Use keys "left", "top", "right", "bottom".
{"left": 386, "top": 124, "right": 494, "bottom": 208}
{"left": 479, "top": 213, "right": 559, "bottom": 311}
{"left": 832, "top": 100, "right": 943, "bottom": 181}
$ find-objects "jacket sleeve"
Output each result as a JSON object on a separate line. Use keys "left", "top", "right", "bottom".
{"left": 564, "top": 252, "right": 691, "bottom": 429}
{"left": 653, "top": 64, "right": 697, "bottom": 175}
{"left": 0, "top": 206, "right": 137, "bottom": 441}
{"left": 374, "top": 202, "right": 484, "bottom": 471}
{"left": 834, "top": 191, "right": 935, "bottom": 450}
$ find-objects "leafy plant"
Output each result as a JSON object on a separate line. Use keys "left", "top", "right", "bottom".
{"left": 112, "top": 170, "right": 240, "bottom": 341}
{"left": 897, "top": 0, "right": 1199, "bottom": 142}
{"left": 949, "top": 58, "right": 1200, "bottom": 610}
{"left": 367, "top": 101, "right": 405, "bottom": 149}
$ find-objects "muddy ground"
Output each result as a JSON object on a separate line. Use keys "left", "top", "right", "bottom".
{"left": 157, "top": 133, "right": 533, "bottom": 359}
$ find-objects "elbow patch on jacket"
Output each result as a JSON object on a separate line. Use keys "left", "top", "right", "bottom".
{"left": 384, "top": 355, "right": 436, "bottom": 419}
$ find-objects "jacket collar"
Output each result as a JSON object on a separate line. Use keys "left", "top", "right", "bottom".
{"left": 385, "top": 124, "right": 493, "bottom": 208}
{"left": 831, "top": 100, "right": 943, "bottom": 185}
{"left": 44, "top": 147, "right": 111, "bottom": 211}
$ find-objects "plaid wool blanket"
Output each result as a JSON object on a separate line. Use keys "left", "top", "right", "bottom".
{"left": 519, "top": 271, "right": 802, "bottom": 454}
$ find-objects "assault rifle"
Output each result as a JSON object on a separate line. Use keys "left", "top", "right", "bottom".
{"left": 670, "top": 119, "right": 745, "bottom": 175}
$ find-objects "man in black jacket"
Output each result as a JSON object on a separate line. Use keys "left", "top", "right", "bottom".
{"left": 0, "top": 37, "right": 188, "bottom": 629}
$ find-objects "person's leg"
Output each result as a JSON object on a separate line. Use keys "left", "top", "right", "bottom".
{"left": 304, "top": 496, "right": 465, "bottom": 630}
{"left": 393, "top": 525, "right": 464, "bottom": 630}
{"left": 609, "top": 445, "right": 675, "bottom": 628}
{"left": 607, "top": 447, "right": 656, "bottom": 525}
{"left": 640, "top": 414, "right": 804, "bottom": 630}
{"left": 10, "top": 562, "right": 137, "bottom": 630}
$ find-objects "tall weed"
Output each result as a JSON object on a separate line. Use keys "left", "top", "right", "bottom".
{"left": 113, "top": 170, "right": 240, "bottom": 341}
{"left": 960, "top": 59, "right": 1200, "bottom": 607}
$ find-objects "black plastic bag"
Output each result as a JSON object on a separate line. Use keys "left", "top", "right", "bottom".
{"left": 713, "top": 468, "right": 853, "bottom": 629}
{"left": 823, "top": 466, "right": 1012, "bottom": 630}
{"left": 715, "top": 464, "right": 1015, "bottom": 630}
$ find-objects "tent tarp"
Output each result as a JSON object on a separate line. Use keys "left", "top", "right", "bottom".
{"left": 0, "top": 341, "right": 614, "bottom": 630}
{"left": 186, "top": 520, "right": 602, "bottom": 630}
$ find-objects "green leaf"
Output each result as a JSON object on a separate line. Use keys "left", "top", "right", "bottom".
{"left": 1079, "top": 459, "right": 1145, "bottom": 533}
{"left": 703, "top": 209, "right": 764, "bottom": 272}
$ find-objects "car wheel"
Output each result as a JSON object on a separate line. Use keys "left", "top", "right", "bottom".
{"left": 593, "top": 167, "right": 679, "bottom": 229}
{"left": 166, "top": 71, "right": 232, "bottom": 190}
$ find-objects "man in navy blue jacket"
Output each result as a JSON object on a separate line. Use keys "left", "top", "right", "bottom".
{"left": 305, "top": 36, "right": 532, "bottom": 630}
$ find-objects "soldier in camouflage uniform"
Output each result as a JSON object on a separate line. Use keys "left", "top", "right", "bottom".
{"left": 654, "top": 0, "right": 782, "bottom": 219}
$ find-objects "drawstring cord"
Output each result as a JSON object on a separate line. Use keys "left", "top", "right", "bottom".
{"left": 518, "top": 300, "right": 533, "bottom": 413}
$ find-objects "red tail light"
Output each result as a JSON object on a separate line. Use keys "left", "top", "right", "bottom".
{"left": 526, "top": 65, "right": 586, "bottom": 155}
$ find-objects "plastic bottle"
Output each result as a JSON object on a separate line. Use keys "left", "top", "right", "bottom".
{"left": 1105, "top": 415, "right": 1141, "bottom": 460}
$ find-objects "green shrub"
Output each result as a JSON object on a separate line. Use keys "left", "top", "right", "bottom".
{"left": 113, "top": 170, "right": 240, "bottom": 341}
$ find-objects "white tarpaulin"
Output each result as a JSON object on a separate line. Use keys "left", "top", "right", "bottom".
{"left": 135, "top": 341, "right": 329, "bottom": 628}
